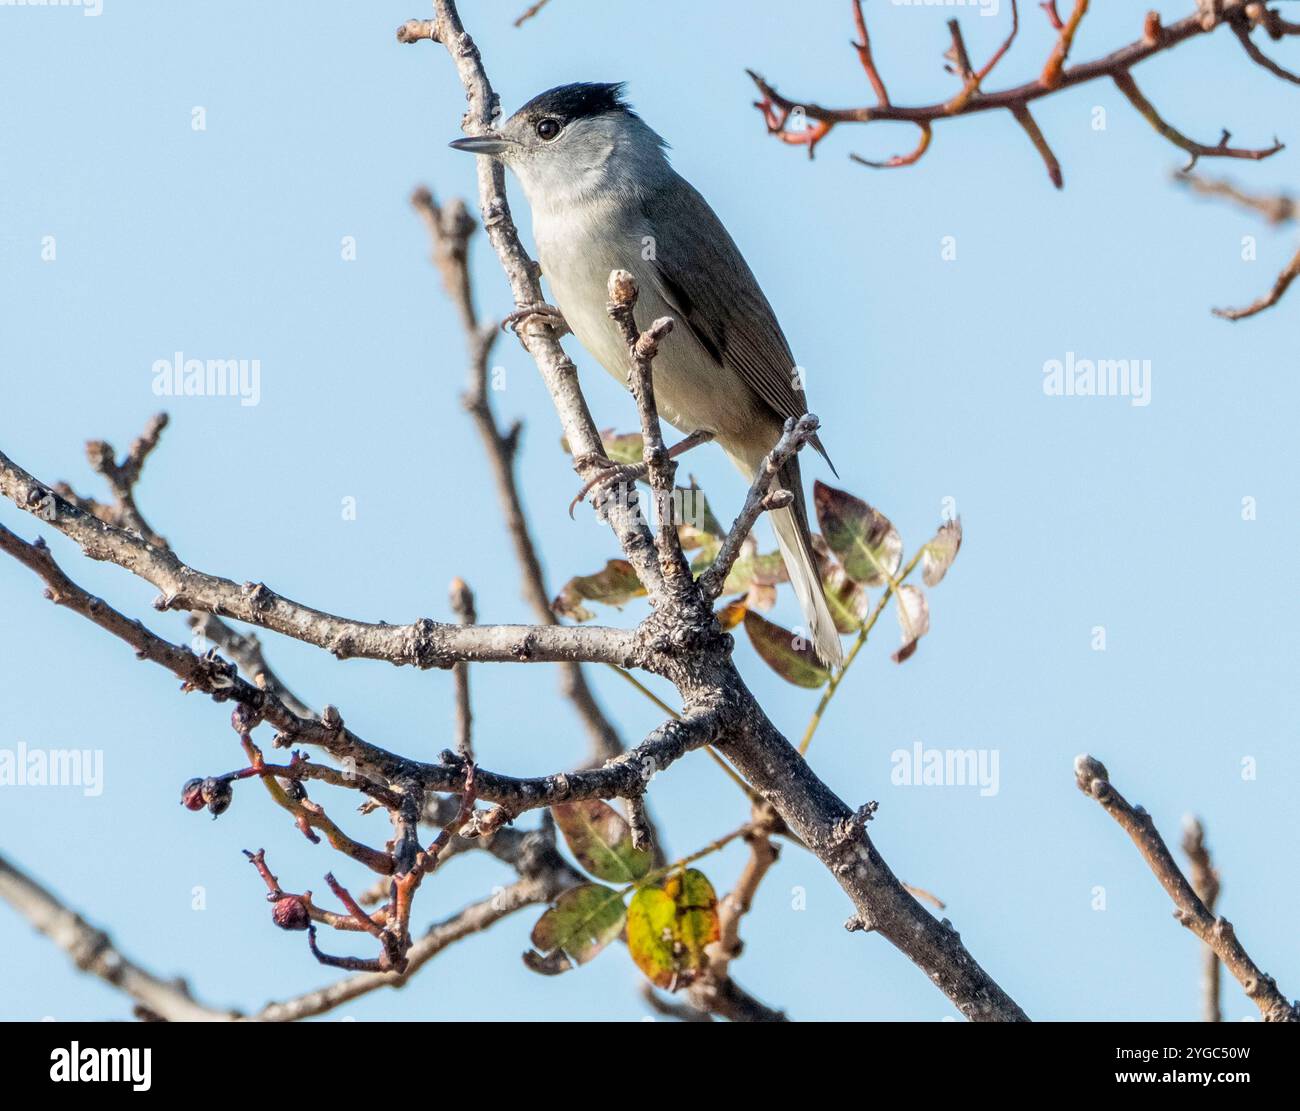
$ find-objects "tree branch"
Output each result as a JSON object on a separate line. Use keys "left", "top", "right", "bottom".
{"left": 0, "top": 520, "right": 709, "bottom": 815}
{"left": 0, "top": 448, "right": 640, "bottom": 671}
{"left": 0, "top": 851, "right": 237, "bottom": 1022}
{"left": 1181, "top": 817, "right": 1223, "bottom": 1023}
{"left": 749, "top": 1, "right": 1295, "bottom": 184}
{"left": 1075, "top": 755, "right": 1298, "bottom": 1022}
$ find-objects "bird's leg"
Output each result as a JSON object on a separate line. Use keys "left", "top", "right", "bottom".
{"left": 568, "top": 430, "right": 715, "bottom": 517}
{"left": 502, "top": 302, "right": 570, "bottom": 339}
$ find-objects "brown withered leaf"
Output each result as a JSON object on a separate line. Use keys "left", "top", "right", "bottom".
{"left": 921, "top": 518, "right": 963, "bottom": 587}
{"left": 813, "top": 482, "right": 902, "bottom": 588}
{"left": 552, "top": 559, "right": 645, "bottom": 623}
{"left": 743, "top": 610, "right": 831, "bottom": 689}
{"left": 893, "top": 584, "right": 930, "bottom": 664}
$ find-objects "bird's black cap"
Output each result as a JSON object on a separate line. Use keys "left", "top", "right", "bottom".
{"left": 512, "top": 82, "right": 633, "bottom": 124}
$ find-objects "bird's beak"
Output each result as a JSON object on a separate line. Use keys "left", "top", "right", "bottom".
{"left": 449, "top": 134, "right": 513, "bottom": 155}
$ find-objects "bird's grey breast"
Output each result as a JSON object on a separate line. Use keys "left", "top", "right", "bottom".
{"left": 532, "top": 196, "right": 648, "bottom": 385}
{"left": 531, "top": 194, "right": 760, "bottom": 442}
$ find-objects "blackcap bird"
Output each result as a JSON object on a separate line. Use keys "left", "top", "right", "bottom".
{"left": 451, "top": 82, "right": 843, "bottom": 668}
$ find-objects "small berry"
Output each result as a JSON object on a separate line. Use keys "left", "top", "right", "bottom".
{"left": 271, "top": 895, "right": 310, "bottom": 931}
{"left": 180, "top": 778, "right": 206, "bottom": 811}
{"left": 201, "top": 776, "right": 233, "bottom": 818}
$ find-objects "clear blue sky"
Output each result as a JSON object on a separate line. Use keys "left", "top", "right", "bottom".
{"left": 2, "top": 1, "right": 1297, "bottom": 1021}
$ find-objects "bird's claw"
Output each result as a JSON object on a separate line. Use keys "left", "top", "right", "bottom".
{"left": 502, "top": 302, "right": 570, "bottom": 339}
{"left": 568, "top": 457, "right": 648, "bottom": 518}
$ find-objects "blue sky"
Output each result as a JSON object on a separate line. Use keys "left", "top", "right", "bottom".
{"left": 1, "top": 1, "right": 1297, "bottom": 1021}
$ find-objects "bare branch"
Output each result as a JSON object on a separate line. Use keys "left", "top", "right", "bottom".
{"left": 189, "top": 613, "right": 316, "bottom": 721}
{"left": 448, "top": 576, "right": 476, "bottom": 760}
{"left": 1112, "top": 69, "right": 1283, "bottom": 171}
{"left": 1075, "top": 755, "right": 1298, "bottom": 1022}
{"left": 749, "top": 0, "right": 1295, "bottom": 183}
{"left": 512, "top": 0, "right": 552, "bottom": 29}
{"left": 1177, "top": 172, "right": 1296, "bottom": 224}
{"left": 0, "top": 448, "right": 640, "bottom": 671}
{"left": 1182, "top": 817, "right": 1223, "bottom": 1022}
{"left": 605, "top": 270, "right": 693, "bottom": 593}
{"left": 1213, "top": 244, "right": 1300, "bottom": 319}
{"left": 0, "top": 851, "right": 238, "bottom": 1021}
{"left": 0, "top": 520, "right": 710, "bottom": 816}
{"left": 1174, "top": 171, "right": 1300, "bottom": 319}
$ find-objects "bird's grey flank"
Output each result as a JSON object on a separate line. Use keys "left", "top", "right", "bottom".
{"left": 450, "top": 81, "right": 844, "bottom": 667}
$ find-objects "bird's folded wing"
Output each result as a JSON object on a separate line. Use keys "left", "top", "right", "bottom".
{"left": 640, "top": 177, "right": 816, "bottom": 437}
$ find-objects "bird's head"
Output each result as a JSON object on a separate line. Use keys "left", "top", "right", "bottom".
{"left": 449, "top": 82, "right": 667, "bottom": 210}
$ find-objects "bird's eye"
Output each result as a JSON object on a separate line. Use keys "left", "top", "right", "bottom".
{"left": 535, "top": 118, "right": 562, "bottom": 141}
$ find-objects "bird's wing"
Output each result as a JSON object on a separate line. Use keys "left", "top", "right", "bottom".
{"left": 640, "top": 175, "right": 834, "bottom": 470}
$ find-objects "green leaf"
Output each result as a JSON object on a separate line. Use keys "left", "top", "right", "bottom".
{"left": 921, "top": 518, "right": 963, "bottom": 587}
{"left": 626, "top": 870, "right": 720, "bottom": 990}
{"left": 551, "top": 559, "right": 646, "bottom": 623}
{"left": 893, "top": 584, "right": 931, "bottom": 664}
{"left": 743, "top": 610, "right": 831, "bottom": 689}
{"left": 526, "top": 883, "right": 627, "bottom": 972}
{"left": 813, "top": 481, "right": 902, "bottom": 588}
{"left": 553, "top": 800, "right": 652, "bottom": 882}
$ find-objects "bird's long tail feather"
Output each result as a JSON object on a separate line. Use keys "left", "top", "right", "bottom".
{"left": 769, "top": 458, "right": 843, "bottom": 670}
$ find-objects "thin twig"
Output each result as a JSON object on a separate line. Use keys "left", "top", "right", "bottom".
{"left": 1213, "top": 244, "right": 1300, "bottom": 320}
{"left": 448, "top": 577, "right": 476, "bottom": 761}
{"left": 0, "top": 851, "right": 238, "bottom": 1021}
{"left": 1181, "top": 817, "right": 1223, "bottom": 1023}
{"left": 1075, "top": 755, "right": 1297, "bottom": 1022}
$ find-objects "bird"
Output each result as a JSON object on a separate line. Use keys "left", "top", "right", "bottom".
{"left": 450, "top": 82, "right": 843, "bottom": 668}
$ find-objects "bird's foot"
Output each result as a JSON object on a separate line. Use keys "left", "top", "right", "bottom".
{"left": 502, "top": 302, "right": 570, "bottom": 339}
{"left": 568, "top": 457, "right": 647, "bottom": 518}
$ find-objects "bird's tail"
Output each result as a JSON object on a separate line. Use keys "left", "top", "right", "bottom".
{"left": 768, "top": 457, "right": 843, "bottom": 670}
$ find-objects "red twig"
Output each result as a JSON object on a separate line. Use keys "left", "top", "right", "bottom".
{"left": 851, "top": 0, "right": 890, "bottom": 106}
{"left": 749, "top": 0, "right": 1297, "bottom": 185}
{"left": 1041, "top": 0, "right": 1089, "bottom": 89}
